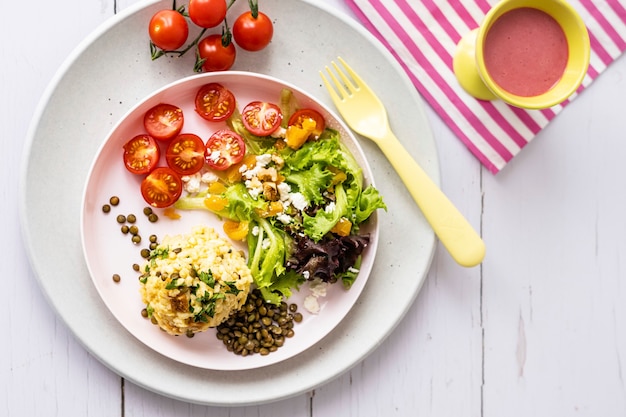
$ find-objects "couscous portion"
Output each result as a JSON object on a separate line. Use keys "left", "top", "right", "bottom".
{"left": 139, "top": 225, "right": 253, "bottom": 336}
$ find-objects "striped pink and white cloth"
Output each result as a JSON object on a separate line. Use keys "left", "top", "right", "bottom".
{"left": 345, "top": 0, "right": 626, "bottom": 173}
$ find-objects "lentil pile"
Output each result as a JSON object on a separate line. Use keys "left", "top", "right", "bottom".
{"left": 216, "top": 289, "right": 303, "bottom": 356}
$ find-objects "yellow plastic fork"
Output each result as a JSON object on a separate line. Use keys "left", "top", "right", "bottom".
{"left": 320, "top": 57, "right": 485, "bottom": 267}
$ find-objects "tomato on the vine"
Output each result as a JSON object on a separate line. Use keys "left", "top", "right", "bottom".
{"left": 195, "top": 83, "right": 236, "bottom": 122}
{"left": 188, "top": 0, "right": 227, "bottom": 28}
{"left": 196, "top": 34, "right": 236, "bottom": 72}
{"left": 205, "top": 129, "right": 246, "bottom": 171}
{"left": 165, "top": 133, "right": 206, "bottom": 176}
{"left": 143, "top": 103, "right": 184, "bottom": 141}
{"left": 122, "top": 134, "right": 161, "bottom": 175}
{"left": 232, "top": 10, "right": 273, "bottom": 52}
{"left": 241, "top": 101, "right": 282, "bottom": 136}
{"left": 140, "top": 167, "right": 183, "bottom": 208}
{"left": 148, "top": 9, "right": 189, "bottom": 51}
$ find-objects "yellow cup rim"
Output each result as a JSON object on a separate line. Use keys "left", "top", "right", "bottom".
{"left": 475, "top": 0, "right": 590, "bottom": 109}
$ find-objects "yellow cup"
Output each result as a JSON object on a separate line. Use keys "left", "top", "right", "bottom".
{"left": 453, "top": 0, "right": 590, "bottom": 109}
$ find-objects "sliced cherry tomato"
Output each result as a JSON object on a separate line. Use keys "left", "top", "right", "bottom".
{"left": 194, "top": 83, "right": 236, "bottom": 122}
{"left": 188, "top": 0, "right": 227, "bottom": 28}
{"left": 143, "top": 103, "right": 184, "bottom": 141}
{"left": 165, "top": 133, "right": 206, "bottom": 176}
{"left": 205, "top": 129, "right": 246, "bottom": 171}
{"left": 148, "top": 10, "right": 189, "bottom": 51}
{"left": 140, "top": 167, "right": 183, "bottom": 208}
{"left": 232, "top": 10, "right": 274, "bottom": 52}
{"left": 196, "top": 34, "right": 236, "bottom": 72}
{"left": 288, "top": 108, "right": 326, "bottom": 136}
{"left": 122, "top": 134, "right": 160, "bottom": 175}
{"left": 241, "top": 101, "right": 283, "bottom": 136}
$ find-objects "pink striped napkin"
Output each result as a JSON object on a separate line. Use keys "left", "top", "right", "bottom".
{"left": 345, "top": 0, "right": 626, "bottom": 173}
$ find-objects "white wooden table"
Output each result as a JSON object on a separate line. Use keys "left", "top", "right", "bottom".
{"left": 5, "top": 0, "right": 626, "bottom": 415}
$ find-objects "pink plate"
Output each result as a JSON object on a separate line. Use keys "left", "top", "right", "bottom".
{"left": 80, "top": 71, "right": 379, "bottom": 371}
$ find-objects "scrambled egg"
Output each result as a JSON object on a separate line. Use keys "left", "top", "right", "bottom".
{"left": 139, "top": 225, "right": 252, "bottom": 335}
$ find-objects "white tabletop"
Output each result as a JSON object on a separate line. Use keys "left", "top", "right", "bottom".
{"left": 6, "top": 0, "right": 626, "bottom": 415}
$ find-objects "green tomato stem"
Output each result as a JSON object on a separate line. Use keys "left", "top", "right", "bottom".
{"left": 248, "top": 0, "right": 259, "bottom": 18}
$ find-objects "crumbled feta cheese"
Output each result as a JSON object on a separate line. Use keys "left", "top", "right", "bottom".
{"left": 276, "top": 213, "right": 292, "bottom": 224}
{"left": 309, "top": 278, "right": 328, "bottom": 297}
{"left": 325, "top": 201, "right": 336, "bottom": 213}
{"left": 304, "top": 295, "right": 320, "bottom": 314}
{"left": 277, "top": 182, "right": 292, "bottom": 201}
{"left": 261, "top": 238, "right": 271, "bottom": 250}
{"left": 271, "top": 126, "right": 287, "bottom": 138}
{"left": 256, "top": 153, "right": 272, "bottom": 166}
{"left": 181, "top": 173, "right": 202, "bottom": 193}
{"left": 290, "top": 192, "right": 308, "bottom": 211}
{"left": 252, "top": 226, "right": 260, "bottom": 236}
{"left": 303, "top": 278, "right": 329, "bottom": 314}
{"left": 201, "top": 171, "right": 219, "bottom": 184}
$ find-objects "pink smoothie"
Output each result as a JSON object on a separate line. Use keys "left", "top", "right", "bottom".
{"left": 483, "top": 7, "right": 568, "bottom": 97}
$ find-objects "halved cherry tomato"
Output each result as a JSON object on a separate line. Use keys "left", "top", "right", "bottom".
{"left": 148, "top": 10, "right": 189, "bottom": 51}
{"left": 288, "top": 108, "right": 326, "bottom": 137}
{"left": 195, "top": 83, "right": 236, "bottom": 122}
{"left": 196, "top": 34, "right": 236, "bottom": 72}
{"left": 241, "top": 101, "right": 283, "bottom": 136}
{"left": 188, "top": 0, "right": 227, "bottom": 28}
{"left": 232, "top": 10, "right": 274, "bottom": 52}
{"left": 140, "top": 167, "right": 183, "bottom": 208}
{"left": 205, "top": 129, "right": 246, "bottom": 171}
{"left": 122, "top": 134, "right": 160, "bottom": 175}
{"left": 165, "top": 133, "right": 206, "bottom": 176}
{"left": 143, "top": 103, "right": 184, "bottom": 141}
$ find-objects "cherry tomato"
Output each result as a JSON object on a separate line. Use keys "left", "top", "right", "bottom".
{"left": 205, "top": 129, "right": 246, "bottom": 171}
{"left": 143, "top": 103, "right": 184, "bottom": 141}
{"left": 188, "top": 0, "right": 227, "bottom": 28}
{"left": 122, "top": 134, "right": 160, "bottom": 175}
{"left": 196, "top": 34, "right": 236, "bottom": 72}
{"left": 140, "top": 167, "right": 183, "bottom": 208}
{"left": 288, "top": 108, "right": 326, "bottom": 137}
{"left": 165, "top": 133, "right": 206, "bottom": 176}
{"left": 195, "top": 83, "right": 236, "bottom": 122}
{"left": 232, "top": 10, "right": 274, "bottom": 52}
{"left": 241, "top": 101, "right": 283, "bottom": 136}
{"left": 148, "top": 10, "right": 189, "bottom": 51}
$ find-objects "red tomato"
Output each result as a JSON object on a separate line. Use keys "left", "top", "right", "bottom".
{"left": 241, "top": 101, "right": 283, "bottom": 136}
{"left": 165, "top": 133, "right": 206, "bottom": 176}
{"left": 148, "top": 10, "right": 189, "bottom": 51}
{"left": 232, "top": 10, "right": 274, "bottom": 52}
{"left": 196, "top": 34, "right": 236, "bottom": 72}
{"left": 205, "top": 130, "right": 246, "bottom": 171}
{"left": 122, "top": 134, "right": 160, "bottom": 175}
{"left": 188, "top": 0, "right": 227, "bottom": 28}
{"left": 288, "top": 108, "right": 326, "bottom": 137}
{"left": 140, "top": 167, "right": 183, "bottom": 208}
{"left": 143, "top": 103, "right": 184, "bottom": 141}
{"left": 194, "top": 83, "right": 236, "bottom": 122}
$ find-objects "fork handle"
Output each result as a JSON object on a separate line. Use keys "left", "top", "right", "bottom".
{"left": 378, "top": 130, "right": 486, "bottom": 267}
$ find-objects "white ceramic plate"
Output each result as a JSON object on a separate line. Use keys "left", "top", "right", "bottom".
{"left": 81, "top": 71, "right": 379, "bottom": 370}
{"left": 20, "top": 0, "right": 437, "bottom": 405}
